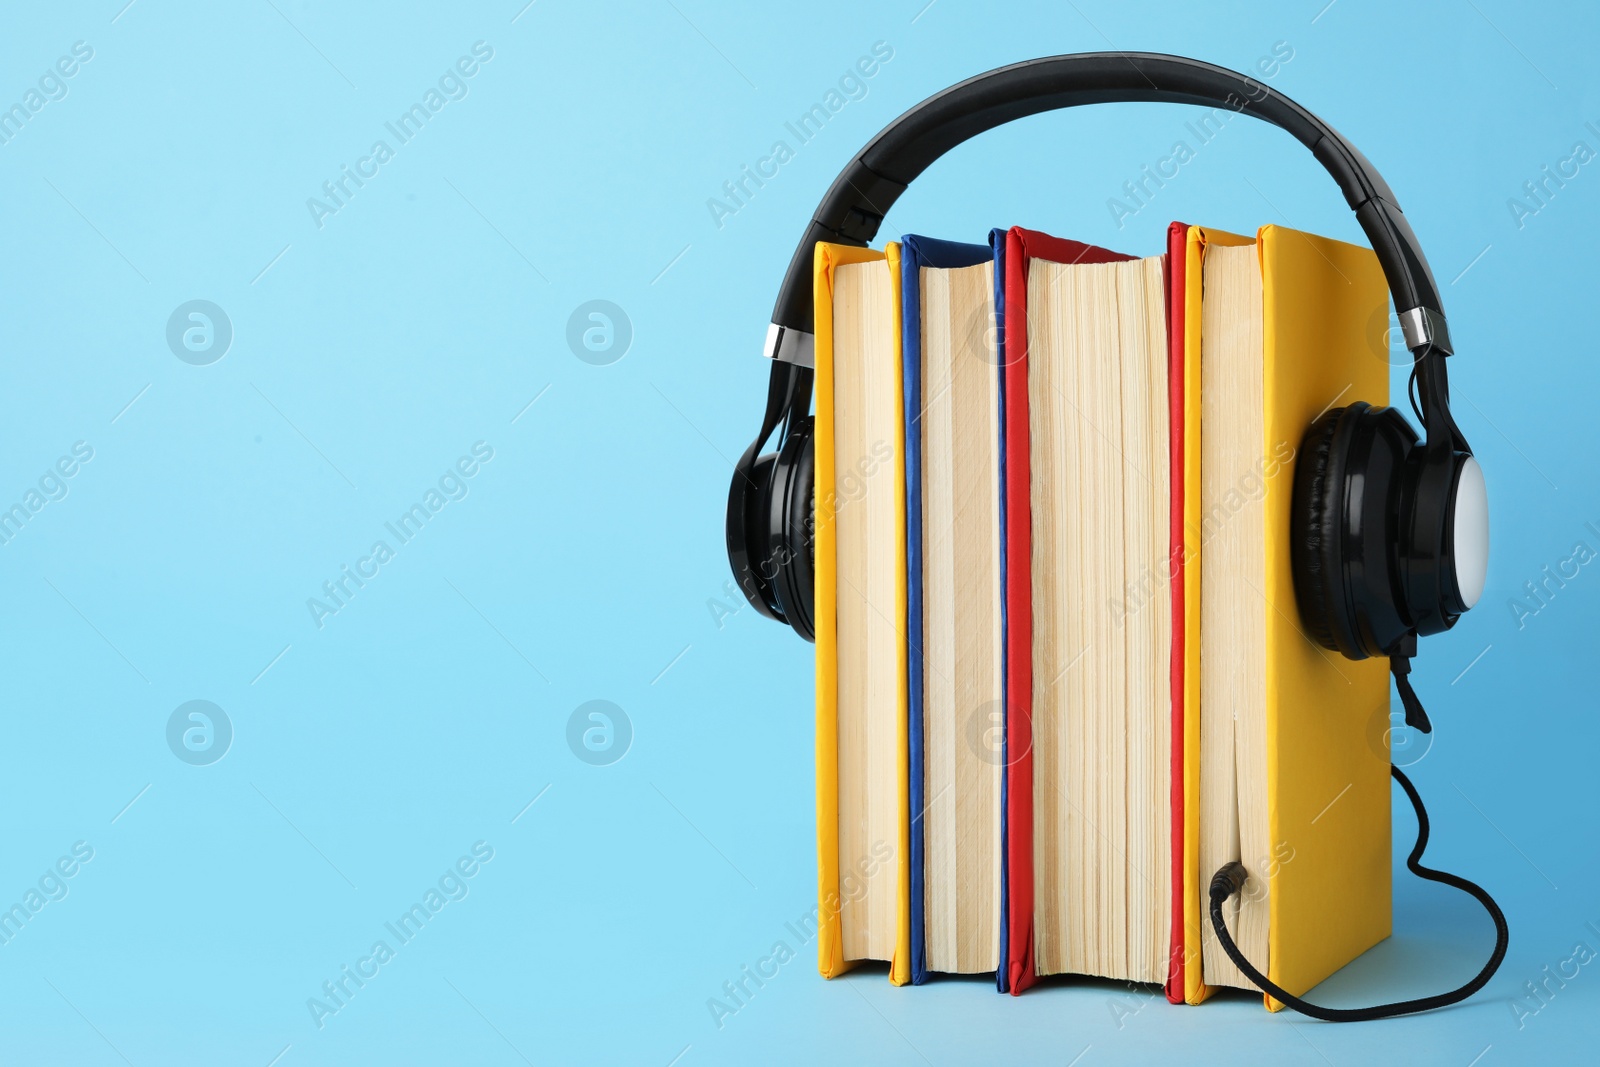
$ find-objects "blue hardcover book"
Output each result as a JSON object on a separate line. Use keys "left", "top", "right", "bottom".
{"left": 988, "top": 226, "right": 1010, "bottom": 996}
{"left": 900, "top": 233, "right": 1008, "bottom": 989}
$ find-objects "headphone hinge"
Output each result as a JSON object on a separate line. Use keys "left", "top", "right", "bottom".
{"left": 1399, "top": 307, "right": 1453, "bottom": 357}
{"left": 763, "top": 323, "right": 815, "bottom": 369}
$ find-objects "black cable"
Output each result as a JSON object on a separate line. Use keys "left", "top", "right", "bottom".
{"left": 1407, "top": 364, "right": 1427, "bottom": 430}
{"left": 1389, "top": 652, "right": 1432, "bottom": 734}
{"left": 1208, "top": 764, "right": 1508, "bottom": 1021}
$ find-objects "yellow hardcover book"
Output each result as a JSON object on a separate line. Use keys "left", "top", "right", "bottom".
{"left": 813, "top": 241, "right": 911, "bottom": 983}
{"left": 886, "top": 241, "right": 912, "bottom": 988}
{"left": 1182, "top": 224, "right": 1391, "bottom": 1009}
{"left": 1180, "top": 224, "right": 1252, "bottom": 1007}
{"left": 1258, "top": 224, "right": 1392, "bottom": 1009}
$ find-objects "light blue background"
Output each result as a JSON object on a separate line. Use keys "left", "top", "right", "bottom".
{"left": 2, "top": 1, "right": 1596, "bottom": 1064}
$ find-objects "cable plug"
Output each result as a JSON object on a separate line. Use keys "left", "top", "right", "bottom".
{"left": 1209, "top": 861, "right": 1247, "bottom": 903}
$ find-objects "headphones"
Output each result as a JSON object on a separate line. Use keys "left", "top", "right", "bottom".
{"left": 725, "top": 52, "right": 1504, "bottom": 1020}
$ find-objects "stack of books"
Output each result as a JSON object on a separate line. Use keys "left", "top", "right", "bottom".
{"left": 813, "top": 220, "right": 1394, "bottom": 1009}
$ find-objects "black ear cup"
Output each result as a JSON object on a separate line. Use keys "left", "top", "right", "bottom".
{"left": 1291, "top": 408, "right": 1344, "bottom": 653}
{"left": 1290, "top": 402, "right": 1419, "bottom": 659}
{"left": 727, "top": 451, "right": 783, "bottom": 623}
{"left": 723, "top": 417, "right": 816, "bottom": 641}
{"left": 766, "top": 417, "right": 816, "bottom": 642}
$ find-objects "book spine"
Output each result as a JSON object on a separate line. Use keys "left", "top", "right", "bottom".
{"left": 1002, "top": 228, "right": 1038, "bottom": 995}
{"left": 1163, "top": 221, "right": 1189, "bottom": 1005}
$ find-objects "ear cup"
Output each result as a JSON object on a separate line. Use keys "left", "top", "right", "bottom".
{"left": 727, "top": 451, "right": 785, "bottom": 622}
{"left": 1291, "top": 402, "right": 1419, "bottom": 659}
{"left": 1444, "top": 455, "right": 1489, "bottom": 612}
{"left": 1402, "top": 441, "right": 1474, "bottom": 637}
{"left": 1291, "top": 408, "right": 1346, "bottom": 653}
{"left": 766, "top": 418, "right": 816, "bottom": 642}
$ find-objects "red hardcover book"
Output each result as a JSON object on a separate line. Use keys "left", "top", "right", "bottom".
{"left": 1001, "top": 227, "right": 1135, "bottom": 995}
{"left": 1163, "top": 221, "right": 1189, "bottom": 1004}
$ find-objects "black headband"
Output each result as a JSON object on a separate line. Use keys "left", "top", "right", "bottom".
{"left": 771, "top": 51, "right": 1450, "bottom": 349}
{"left": 750, "top": 51, "right": 1464, "bottom": 488}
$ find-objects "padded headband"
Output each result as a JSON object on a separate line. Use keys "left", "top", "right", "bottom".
{"left": 757, "top": 52, "right": 1466, "bottom": 451}
{"left": 772, "top": 52, "right": 1449, "bottom": 348}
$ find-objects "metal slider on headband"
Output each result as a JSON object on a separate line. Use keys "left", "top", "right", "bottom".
{"left": 1399, "top": 306, "right": 1454, "bottom": 356}
{"left": 764, "top": 323, "right": 815, "bottom": 369}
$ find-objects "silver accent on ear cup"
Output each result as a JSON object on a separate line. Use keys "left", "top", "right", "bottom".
{"left": 1399, "top": 307, "right": 1453, "bottom": 356}
{"left": 764, "top": 323, "right": 815, "bottom": 368}
{"left": 1450, "top": 455, "right": 1489, "bottom": 610}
